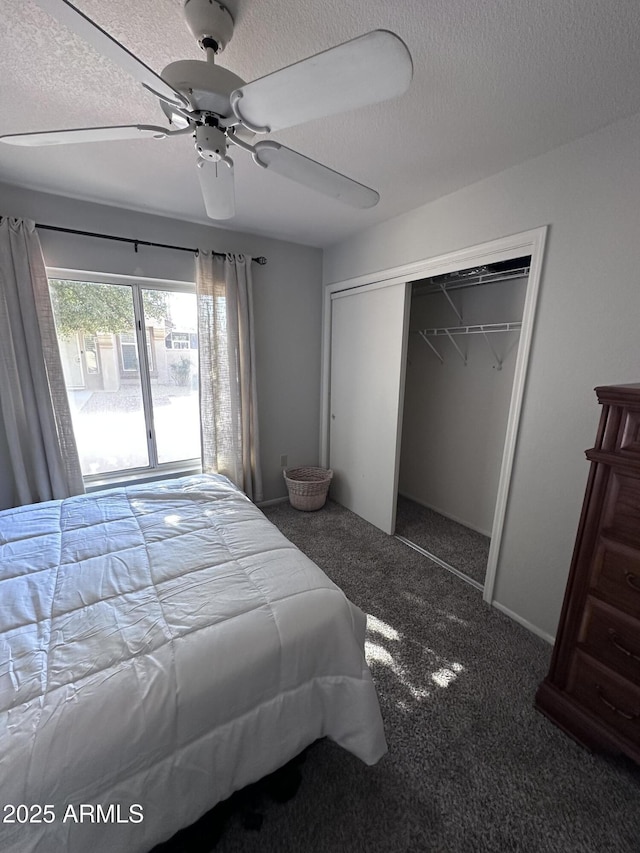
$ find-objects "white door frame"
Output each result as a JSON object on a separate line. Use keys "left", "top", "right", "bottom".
{"left": 320, "top": 226, "right": 548, "bottom": 605}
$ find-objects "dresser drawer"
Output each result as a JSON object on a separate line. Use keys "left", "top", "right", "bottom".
{"left": 595, "top": 386, "right": 640, "bottom": 462}
{"left": 537, "top": 386, "right": 640, "bottom": 764}
{"left": 579, "top": 598, "right": 640, "bottom": 687}
{"left": 600, "top": 470, "right": 640, "bottom": 549}
{"left": 619, "top": 407, "right": 640, "bottom": 462}
{"left": 567, "top": 652, "right": 640, "bottom": 745}
{"left": 589, "top": 538, "right": 640, "bottom": 620}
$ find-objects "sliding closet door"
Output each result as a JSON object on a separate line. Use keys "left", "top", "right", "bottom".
{"left": 329, "top": 282, "right": 409, "bottom": 534}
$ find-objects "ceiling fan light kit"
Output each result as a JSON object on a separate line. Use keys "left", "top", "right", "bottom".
{"left": 1, "top": 0, "right": 413, "bottom": 220}
{"left": 197, "top": 157, "right": 235, "bottom": 219}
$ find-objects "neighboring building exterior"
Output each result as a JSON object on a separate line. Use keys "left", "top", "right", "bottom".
{"left": 58, "top": 324, "right": 198, "bottom": 392}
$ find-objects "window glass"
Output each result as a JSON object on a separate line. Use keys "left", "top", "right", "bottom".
{"left": 143, "top": 288, "right": 200, "bottom": 465}
{"left": 49, "top": 277, "right": 200, "bottom": 478}
{"left": 49, "top": 280, "right": 149, "bottom": 475}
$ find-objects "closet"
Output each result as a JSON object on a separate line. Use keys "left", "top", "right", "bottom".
{"left": 322, "top": 227, "right": 547, "bottom": 605}
{"left": 395, "top": 258, "right": 530, "bottom": 589}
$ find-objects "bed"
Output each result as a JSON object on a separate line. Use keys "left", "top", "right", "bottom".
{"left": 0, "top": 474, "right": 386, "bottom": 853}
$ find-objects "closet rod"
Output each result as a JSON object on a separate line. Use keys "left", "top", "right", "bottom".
{"left": 35, "top": 223, "right": 267, "bottom": 265}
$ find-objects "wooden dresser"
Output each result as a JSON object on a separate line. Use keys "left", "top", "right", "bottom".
{"left": 535, "top": 383, "right": 640, "bottom": 763}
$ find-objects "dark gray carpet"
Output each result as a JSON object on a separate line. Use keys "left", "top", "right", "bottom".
{"left": 395, "top": 495, "right": 490, "bottom": 586}
{"left": 163, "top": 499, "right": 640, "bottom": 853}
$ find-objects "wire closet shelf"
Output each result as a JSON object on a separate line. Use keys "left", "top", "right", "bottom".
{"left": 413, "top": 264, "right": 529, "bottom": 369}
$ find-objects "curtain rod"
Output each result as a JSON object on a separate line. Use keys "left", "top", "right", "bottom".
{"left": 35, "top": 223, "right": 267, "bottom": 265}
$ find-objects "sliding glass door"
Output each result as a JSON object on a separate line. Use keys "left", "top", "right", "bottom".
{"left": 49, "top": 276, "right": 200, "bottom": 481}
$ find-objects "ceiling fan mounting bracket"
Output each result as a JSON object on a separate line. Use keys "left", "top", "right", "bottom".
{"left": 201, "top": 36, "right": 219, "bottom": 55}
{"left": 183, "top": 0, "right": 234, "bottom": 54}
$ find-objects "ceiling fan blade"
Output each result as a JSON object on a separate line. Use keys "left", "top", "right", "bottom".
{"left": 197, "top": 159, "right": 235, "bottom": 220}
{"left": 230, "top": 30, "right": 412, "bottom": 133}
{"left": 0, "top": 125, "right": 169, "bottom": 146}
{"left": 253, "top": 141, "right": 379, "bottom": 208}
{"left": 33, "top": 0, "right": 189, "bottom": 109}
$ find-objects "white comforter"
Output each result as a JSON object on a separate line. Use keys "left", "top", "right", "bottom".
{"left": 0, "top": 474, "right": 386, "bottom": 853}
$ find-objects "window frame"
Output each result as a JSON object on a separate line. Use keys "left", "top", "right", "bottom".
{"left": 48, "top": 267, "right": 201, "bottom": 489}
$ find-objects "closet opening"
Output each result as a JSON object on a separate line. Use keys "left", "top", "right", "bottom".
{"left": 394, "top": 256, "right": 531, "bottom": 591}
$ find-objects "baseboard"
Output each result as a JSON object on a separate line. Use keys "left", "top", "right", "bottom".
{"left": 491, "top": 600, "right": 555, "bottom": 645}
{"left": 256, "top": 496, "right": 289, "bottom": 508}
{"left": 397, "top": 491, "right": 492, "bottom": 538}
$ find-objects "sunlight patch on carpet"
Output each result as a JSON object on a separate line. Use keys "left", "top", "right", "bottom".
{"left": 366, "top": 614, "right": 400, "bottom": 641}
{"left": 431, "top": 663, "right": 463, "bottom": 688}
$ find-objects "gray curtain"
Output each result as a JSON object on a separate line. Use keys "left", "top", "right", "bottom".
{"left": 196, "top": 252, "right": 263, "bottom": 502}
{"left": 0, "top": 217, "right": 84, "bottom": 507}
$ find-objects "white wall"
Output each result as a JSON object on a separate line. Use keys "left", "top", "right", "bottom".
{"left": 0, "top": 184, "right": 323, "bottom": 505}
{"left": 323, "top": 110, "right": 640, "bottom": 641}
{"left": 400, "top": 277, "right": 527, "bottom": 536}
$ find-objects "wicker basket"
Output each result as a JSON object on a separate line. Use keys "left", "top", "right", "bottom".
{"left": 283, "top": 466, "right": 333, "bottom": 511}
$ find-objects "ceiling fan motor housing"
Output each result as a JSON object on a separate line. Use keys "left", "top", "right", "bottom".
{"left": 184, "top": 0, "right": 234, "bottom": 53}
{"left": 161, "top": 61, "right": 245, "bottom": 116}
{"left": 195, "top": 124, "right": 227, "bottom": 161}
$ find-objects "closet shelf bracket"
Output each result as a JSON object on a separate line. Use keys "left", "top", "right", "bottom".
{"left": 416, "top": 321, "right": 522, "bottom": 368}
{"left": 418, "top": 329, "right": 443, "bottom": 364}
{"left": 444, "top": 328, "right": 467, "bottom": 365}
{"left": 482, "top": 331, "right": 503, "bottom": 370}
{"left": 439, "top": 283, "right": 463, "bottom": 323}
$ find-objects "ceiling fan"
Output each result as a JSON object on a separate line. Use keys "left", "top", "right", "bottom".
{"left": 0, "top": 0, "right": 413, "bottom": 220}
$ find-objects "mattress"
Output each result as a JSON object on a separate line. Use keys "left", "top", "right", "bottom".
{"left": 0, "top": 474, "right": 386, "bottom": 853}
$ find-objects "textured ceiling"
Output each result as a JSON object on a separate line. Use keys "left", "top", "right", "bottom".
{"left": 1, "top": 0, "right": 640, "bottom": 247}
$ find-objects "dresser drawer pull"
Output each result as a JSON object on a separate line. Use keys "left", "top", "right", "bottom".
{"left": 625, "top": 572, "right": 640, "bottom": 593}
{"left": 608, "top": 629, "right": 640, "bottom": 662}
{"left": 595, "top": 685, "right": 640, "bottom": 720}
